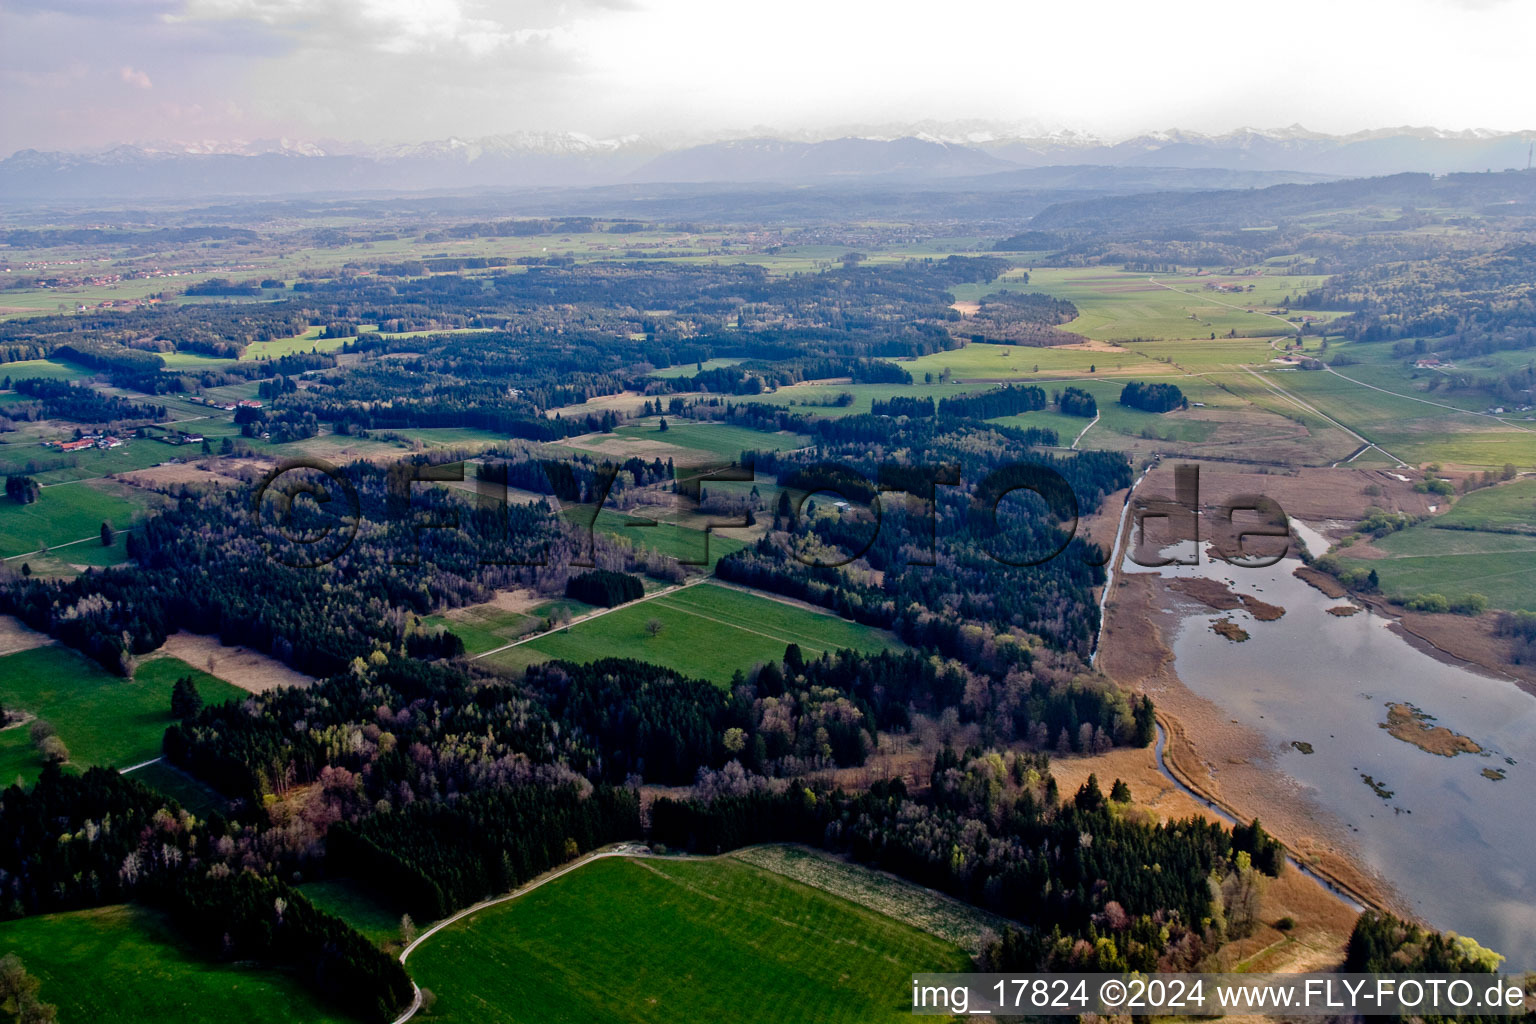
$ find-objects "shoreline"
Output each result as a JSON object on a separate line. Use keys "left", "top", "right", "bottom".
{"left": 1097, "top": 569, "right": 1404, "bottom": 917}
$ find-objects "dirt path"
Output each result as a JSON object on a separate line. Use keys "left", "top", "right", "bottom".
{"left": 471, "top": 576, "right": 708, "bottom": 660}
{"left": 1070, "top": 410, "right": 1099, "bottom": 449}
{"left": 390, "top": 844, "right": 654, "bottom": 1024}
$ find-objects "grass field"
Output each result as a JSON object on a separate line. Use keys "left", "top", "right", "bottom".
{"left": 0, "top": 904, "right": 352, "bottom": 1024}
{"left": 424, "top": 604, "right": 543, "bottom": 656}
{"left": 241, "top": 326, "right": 353, "bottom": 360}
{"left": 11, "top": 529, "right": 134, "bottom": 577}
{"left": 1129, "top": 335, "right": 1296, "bottom": 371}
{"left": 483, "top": 582, "right": 903, "bottom": 683}
{"left": 647, "top": 358, "right": 745, "bottom": 378}
{"left": 959, "top": 268, "right": 1332, "bottom": 342}
{"left": 0, "top": 479, "right": 153, "bottom": 558}
{"left": 1338, "top": 527, "right": 1536, "bottom": 613}
{"left": 0, "top": 429, "right": 234, "bottom": 485}
{"left": 902, "top": 342, "right": 1167, "bottom": 381}
{"left": 406, "top": 855, "right": 970, "bottom": 1024}
{"left": 0, "top": 358, "right": 96, "bottom": 383}
{"left": 1258, "top": 366, "right": 1536, "bottom": 467}
{"left": 1433, "top": 479, "right": 1536, "bottom": 533}
{"left": 987, "top": 406, "right": 1093, "bottom": 442}
{"left": 0, "top": 647, "right": 247, "bottom": 785}
{"left": 300, "top": 879, "right": 408, "bottom": 949}
{"left": 612, "top": 420, "right": 809, "bottom": 461}
{"left": 580, "top": 508, "right": 747, "bottom": 568}
{"left": 123, "top": 758, "right": 230, "bottom": 817}
{"left": 737, "top": 380, "right": 991, "bottom": 418}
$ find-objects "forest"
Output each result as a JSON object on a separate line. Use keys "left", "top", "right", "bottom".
{"left": 0, "top": 222, "right": 1508, "bottom": 1018}
{"left": 652, "top": 760, "right": 1284, "bottom": 973}
{"left": 1118, "top": 380, "right": 1187, "bottom": 413}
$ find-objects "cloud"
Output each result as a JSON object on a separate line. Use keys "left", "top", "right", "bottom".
{"left": 0, "top": 0, "right": 180, "bottom": 18}
{"left": 4, "top": 0, "right": 1535, "bottom": 154}
{"left": 176, "top": 0, "right": 588, "bottom": 57}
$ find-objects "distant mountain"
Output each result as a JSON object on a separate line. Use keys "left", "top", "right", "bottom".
{"left": 2, "top": 125, "right": 1533, "bottom": 201}
{"left": 0, "top": 134, "right": 664, "bottom": 201}
{"left": 629, "top": 136, "right": 1013, "bottom": 183}
{"left": 977, "top": 125, "right": 1536, "bottom": 177}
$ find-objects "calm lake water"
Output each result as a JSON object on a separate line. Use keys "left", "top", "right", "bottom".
{"left": 1123, "top": 522, "right": 1536, "bottom": 968}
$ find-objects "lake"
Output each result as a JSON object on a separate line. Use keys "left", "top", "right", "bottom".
{"left": 1123, "top": 521, "right": 1536, "bottom": 968}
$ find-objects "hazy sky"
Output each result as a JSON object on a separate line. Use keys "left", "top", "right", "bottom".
{"left": 2, "top": 0, "right": 1533, "bottom": 153}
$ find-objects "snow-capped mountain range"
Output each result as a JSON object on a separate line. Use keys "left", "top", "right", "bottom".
{"left": 3, "top": 124, "right": 1533, "bottom": 200}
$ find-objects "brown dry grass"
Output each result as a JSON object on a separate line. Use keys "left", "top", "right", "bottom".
{"left": 1053, "top": 338, "right": 1129, "bottom": 352}
{"left": 559, "top": 432, "right": 705, "bottom": 463}
{"left": 1139, "top": 463, "right": 1437, "bottom": 523}
{"left": 1293, "top": 566, "right": 1347, "bottom": 598}
{"left": 1388, "top": 609, "right": 1536, "bottom": 696}
{"left": 153, "top": 632, "right": 314, "bottom": 693}
{"left": 1380, "top": 703, "right": 1481, "bottom": 757}
{"left": 117, "top": 455, "right": 275, "bottom": 489}
{"left": 1211, "top": 617, "right": 1251, "bottom": 642}
{"left": 1168, "top": 577, "right": 1285, "bottom": 620}
{"left": 0, "top": 614, "right": 52, "bottom": 657}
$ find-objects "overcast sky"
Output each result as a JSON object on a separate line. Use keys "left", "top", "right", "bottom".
{"left": 2, "top": 0, "right": 1533, "bottom": 153}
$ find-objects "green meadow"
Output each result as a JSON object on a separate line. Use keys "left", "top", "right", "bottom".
{"left": 902, "top": 342, "right": 1166, "bottom": 381}
{"left": 737, "top": 380, "right": 990, "bottom": 417}
{"left": 0, "top": 358, "right": 96, "bottom": 383}
{"left": 1338, "top": 527, "right": 1536, "bottom": 614}
{"left": 483, "top": 582, "right": 903, "bottom": 683}
{"left": 1433, "top": 479, "right": 1536, "bottom": 533}
{"left": 960, "top": 267, "right": 1331, "bottom": 342}
{"left": 423, "top": 603, "right": 545, "bottom": 657}
{"left": 646, "top": 357, "right": 745, "bottom": 378}
{"left": 612, "top": 420, "right": 810, "bottom": 461}
{"left": 0, "top": 479, "right": 154, "bottom": 558}
{"left": 405, "top": 855, "right": 970, "bottom": 1024}
{"left": 299, "top": 879, "right": 409, "bottom": 949}
{"left": 0, "top": 647, "right": 247, "bottom": 785}
{"left": 577, "top": 509, "right": 747, "bottom": 569}
{"left": 0, "top": 905, "right": 351, "bottom": 1024}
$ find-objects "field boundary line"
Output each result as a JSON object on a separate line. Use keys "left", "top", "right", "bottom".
{"left": 641, "top": 596, "right": 846, "bottom": 652}
{"left": 1324, "top": 367, "right": 1536, "bottom": 433}
{"left": 1238, "top": 366, "right": 1406, "bottom": 467}
{"left": 470, "top": 576, "right": 706, "bottom": 661}
{"left": 1145, "top": 275, "right": 1301, "bottom": 335}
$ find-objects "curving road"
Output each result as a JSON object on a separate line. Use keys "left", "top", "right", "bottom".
{"left": 389, "top": 844, "right": 654, "bottom": 1024}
